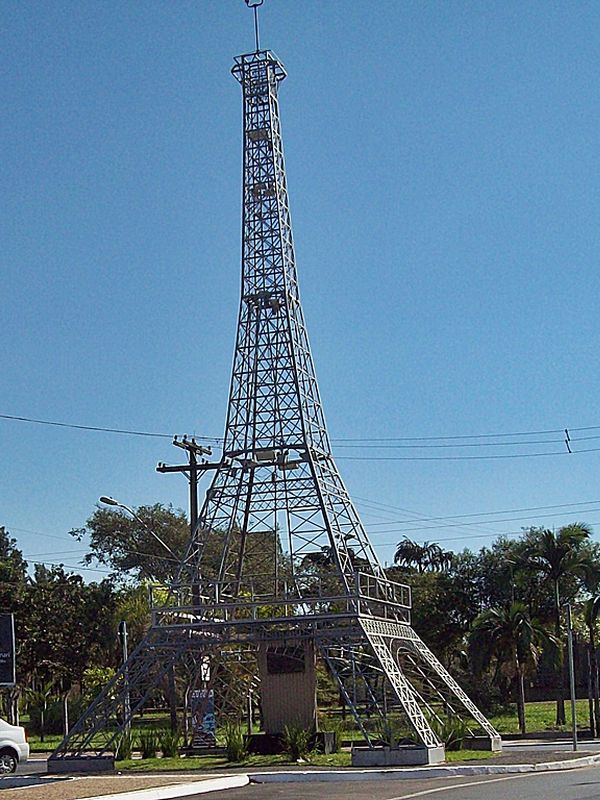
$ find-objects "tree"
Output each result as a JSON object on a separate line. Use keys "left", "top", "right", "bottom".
{"left": 71, "top": 504, "right": 189, "bottom": 583}
{"left": 19, "top": 565, "right": 119, "bottom": 689}
{"left": 469, "top": 602, "right": 551, "bottom": 734}
{"left": 525, "top": 523, "right": 595, "bottom": 725}
{"left": 394, "top": 538, "right": 453, "bottom": 573}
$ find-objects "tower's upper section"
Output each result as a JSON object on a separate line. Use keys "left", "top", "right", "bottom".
{"left": 232, "top": 50, "right": 286, "bottom": 85}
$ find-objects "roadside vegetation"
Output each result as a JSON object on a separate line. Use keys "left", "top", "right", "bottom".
{"left": 4, "top": 511, "right": 600, "bottom": 762}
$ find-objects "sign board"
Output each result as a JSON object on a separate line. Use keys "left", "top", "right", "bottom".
{"left": 0, "top": 614, "right": 15, "bottom": 687}
{"left": 190, "top": 688, "right": 216, "bottom": 747}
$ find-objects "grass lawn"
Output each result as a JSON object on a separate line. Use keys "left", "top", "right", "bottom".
{"left": 23, "top": 699, "right": 590, "bottom": 755}
{"left": 488, "top": 699, "right": 591, "bottom": 735}
{"left": 118, "top": 752, "right": 352, "bottom": 771}
{"left": 117, "top": 749, "right": 497, "bottom": 772}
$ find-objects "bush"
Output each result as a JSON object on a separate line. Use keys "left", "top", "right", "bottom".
{"left": 222, "top": 722, "right": 247, "bottom": 762}
{"left": 283, "top": 724, "right": 311, "bottom": 760}
{"left": 158, "top": 728, "right": 181, "bottom": 758}
{"left": 376, "top": 718, "right": 413, "bottom": 748}
{"left": 28, "top": 695, "right": 88, "bottom": 736}
{"left": 138, "top": 728, "right": 160, "bottom": 758}
{"left": 115, "top": 730, "right": 133, "bottom": 761}
{"left": 82, "top": 666, "right": 116, "bottom": 703}
{"left": 430, "top": 716, "right": 469, "bottom": 751}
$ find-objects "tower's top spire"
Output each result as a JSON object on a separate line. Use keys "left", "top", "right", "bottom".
{"left": 244, "top": 0, "right": 264, "bottom": 52}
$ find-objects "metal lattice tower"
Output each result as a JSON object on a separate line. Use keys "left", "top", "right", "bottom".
{"left": 180, "top": 49, "right": 386, "bottom": 603}
{"left": 50, "top": 37, "right": 500, "bottom": 768}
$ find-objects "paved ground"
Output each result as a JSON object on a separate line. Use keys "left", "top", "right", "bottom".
{"left": 212, "top": 769, "right": 600, "bottom": 800}
{"left": 5, "top": 743, "right": 600, "bottom": 800}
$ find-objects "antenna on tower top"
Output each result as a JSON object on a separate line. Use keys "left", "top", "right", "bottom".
{"left": 244, "top": 0, "right": 264, "bottom": 52}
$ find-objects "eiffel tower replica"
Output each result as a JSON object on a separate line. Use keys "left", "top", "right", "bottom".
{"left": 51, "top": 9, "right": 500, "bottom": 770}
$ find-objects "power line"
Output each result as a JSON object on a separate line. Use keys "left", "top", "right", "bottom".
{"left": 3, "top": 411, "right": 600, "bottom": 452}
{"left": 338, "top": 447, "right": 600, "bottom": 462}
{"left": 332, "top": 425, "right": 600, "bottom": 442}
{"left": 334, "top": 435, "right": 600, "bottom": 450}
{"left": 366, "top": 506, "right": 600, "bottom": 536}
{"left": 0, "top": 413, "right": 220, "bottom": 443}
{"left": 360, "top": 499, "right": 600, "bottom": 528}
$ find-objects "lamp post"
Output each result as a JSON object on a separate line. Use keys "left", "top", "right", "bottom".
{"left": 100, "top": 496, "right": 180, "bottom": 734}
{"left": 99, "top": 496, "right": 179, "bottom": 561}
{"left": 564, "top": 602, "right": 578, "bottom": 752}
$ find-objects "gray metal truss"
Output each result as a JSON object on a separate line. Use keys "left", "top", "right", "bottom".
{"left": 50, "top": 48, "right": 500, "bottom": 763}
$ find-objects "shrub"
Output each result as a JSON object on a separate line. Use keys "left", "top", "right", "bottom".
{"left": 158, "top": 728, "right": 181, "bottom": 758}
{"left": 222, "top": 721, "right": 247, "bottom": 762}
{"left": 430, "top": 716, "right": 469, "bottom": 751}
{"left": 115, "top": 730, "right": 133, "bottom": 761}
{"left": 283, "top": 724, "right": 311, "bottom": 760}
{"left": 82, "top": 666, "right": 116, "bottom": 702}
{"left": 27, "top": 695, "right": 88, "bottom": 736}
{"left": 376, "top": 719, "right": 412, "bottom": 748}
{"left": 138, "top": 728, "right": 160, "bottom": 759}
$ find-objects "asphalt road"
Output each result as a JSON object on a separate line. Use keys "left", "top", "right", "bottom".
{"left": 16, "top": 757, "right": 47, "bottom": 775}
{"left": 192, "top": 768, "right": 600, "bottom": 800}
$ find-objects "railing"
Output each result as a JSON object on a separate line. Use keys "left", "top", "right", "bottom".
{"left": 151, "top": 570, "right": 411, "bottom": 627}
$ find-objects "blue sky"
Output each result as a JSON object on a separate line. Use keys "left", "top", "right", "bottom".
{"left": 3, "top": 0, "right": 600, "bottom": 579}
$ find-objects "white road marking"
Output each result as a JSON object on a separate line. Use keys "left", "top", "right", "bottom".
{"left": 385, "top": 772, "right": 548, "bottom": 800}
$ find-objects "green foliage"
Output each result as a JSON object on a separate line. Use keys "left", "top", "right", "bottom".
{"left": 429, "top": 716, "right": 469, "bottom": 751}
{"left": 26, "top": 694, "right": 88, "bottom": 737}
{"left": 25, "top": 681, "right": 55, "bottom": 740}
{"left": 115, "top": 729, "right": 134, "bottom": 761}
{"left": 376, "top": 718, "right": 412, "bottom": 748}
{"left": 82, "top": 666, "right": 116, "bottom": 701}
{"left": 19, "top": 566, "right": 119, "bottom": 687}
{"left": 394, "top": 538, "right": 453, "bottom": 573}
{"left": 222, "top": 721, "right": 247, "bottom": 762}
{"left": 71, "top": 504, "right": 189, "bottom": 584}
{"left": 282, "top": 724, "right": 311, "bottom": 760}
{"left": 138, "top": 728, "right": 160, "bottom": 759}
{"left": 157, "top": 728, "right": 181, "bottom": 758}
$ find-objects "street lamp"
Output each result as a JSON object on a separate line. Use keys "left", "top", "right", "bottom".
{"left": 99, "top": 496, "right": 179, "bottom": 561}
{"left": 562, "top": 601, "right": 578, "bottom": 752}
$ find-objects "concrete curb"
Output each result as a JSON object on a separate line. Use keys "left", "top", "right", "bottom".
{"left": 44, "top": 753, "right": 600, "bottom": 799}
{"left": 247, "top": 753, "right": 600, "bottom": 782}
{"left": 84, "top": 775, "right": 250, "bottom": 800}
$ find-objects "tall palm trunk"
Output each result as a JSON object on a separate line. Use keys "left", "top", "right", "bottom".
{"left": 587, "top": 646, "right": 596, "bottom": 737}
{"left": 516, "top": 663, "right": 527, "bottom": 735}
{"left": 554, "top": 580, "right": 566, "bottom": 725}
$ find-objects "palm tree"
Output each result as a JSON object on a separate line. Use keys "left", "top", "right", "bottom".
{"left": 394, "top": 538, "right": 453, "bottom": 573}
{"left": 525, "top": 523, "right": 593, "bottom": 725}
{"left": 468, "top": 602, "right": 551, "bottom": 734}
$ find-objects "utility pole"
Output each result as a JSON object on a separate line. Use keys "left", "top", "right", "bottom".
{"left": 157, "top": 437, "right": 214, "bottom": 538}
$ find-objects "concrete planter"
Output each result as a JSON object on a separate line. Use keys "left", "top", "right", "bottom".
{"left": 47, "top": 756, "right": 115, "bottom": 774}
{"left": 351, "top": 745, "right": 445, "bottom": 767}
{"left": 463, "top": 735, "right": 502, "bottom": 752}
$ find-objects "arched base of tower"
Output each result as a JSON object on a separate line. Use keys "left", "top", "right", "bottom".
{"left": 49, "top": 583, "right": 501, "bottom": 764}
